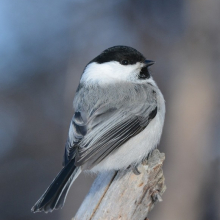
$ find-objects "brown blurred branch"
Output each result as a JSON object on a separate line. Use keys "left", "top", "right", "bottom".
{"left": 73, "top": 149, "right": 166, "bottom": 220}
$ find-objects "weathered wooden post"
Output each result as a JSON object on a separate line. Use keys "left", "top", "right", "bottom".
{"left": 73, "top": 149, "right": 166, "bottom": 220}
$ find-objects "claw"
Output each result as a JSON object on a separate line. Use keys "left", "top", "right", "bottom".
{"left": 147, "top": 150, "right": 153, "bottom": 160}
{"left": 132, "top": 165, "right": 141, "bottom": 175}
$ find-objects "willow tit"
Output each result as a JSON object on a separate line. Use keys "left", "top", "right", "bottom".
{"left": 31, "top": 46, "right": 165, "bottom": 213}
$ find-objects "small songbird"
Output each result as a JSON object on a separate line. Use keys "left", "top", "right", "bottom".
{"left": 31, "top": 46, "right": 165, "bottom": 213}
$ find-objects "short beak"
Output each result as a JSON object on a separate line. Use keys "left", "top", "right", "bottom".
{"left": 145, "top": 60, "right": 155, "bottom": 67}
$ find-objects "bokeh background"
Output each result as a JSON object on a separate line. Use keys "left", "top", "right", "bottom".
{"left": 1, "top": 1, "right": 220, "bottom": 220}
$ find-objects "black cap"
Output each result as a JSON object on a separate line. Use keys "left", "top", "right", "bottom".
{"left": 90, "top": 46, "right": 146, "bottom": 65}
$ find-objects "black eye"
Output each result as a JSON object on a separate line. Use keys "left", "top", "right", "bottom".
{"left": 138, "top": 66, "right": 150, "bottom": 79}
{"left": 121, "top": 60, "right": 129, "bottom": 65}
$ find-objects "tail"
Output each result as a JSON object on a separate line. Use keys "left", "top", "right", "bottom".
{"left": 31, "top": 159, "right": 81, "bottom": 213}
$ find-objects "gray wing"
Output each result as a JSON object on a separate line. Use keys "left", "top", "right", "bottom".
{"left": 63, "top": 83, "right": 157, "bottom": 169}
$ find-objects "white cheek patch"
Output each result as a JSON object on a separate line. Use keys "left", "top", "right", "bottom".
{"left": 80, "top": 62, "right": 142, "bottom": 84}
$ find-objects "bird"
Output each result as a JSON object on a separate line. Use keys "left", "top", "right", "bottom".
{"left": 31, "top": 45, "right": 165, "bottom": 213}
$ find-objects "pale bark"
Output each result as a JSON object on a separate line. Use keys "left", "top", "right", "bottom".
{"left": 73, "top": 149, "right": 166, "bottom": 220}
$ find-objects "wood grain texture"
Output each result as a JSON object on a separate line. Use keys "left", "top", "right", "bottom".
{"left": 73, "top": 149, "right": 166, "bottom": 220}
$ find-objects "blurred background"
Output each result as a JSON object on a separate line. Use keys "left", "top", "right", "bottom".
{"left": 0, "top": 0, "right": 220, "bottom": 220}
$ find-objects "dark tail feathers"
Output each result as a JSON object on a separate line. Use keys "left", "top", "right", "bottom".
{"left": 31, "top": 159, "right": 81, "bottom": 213}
